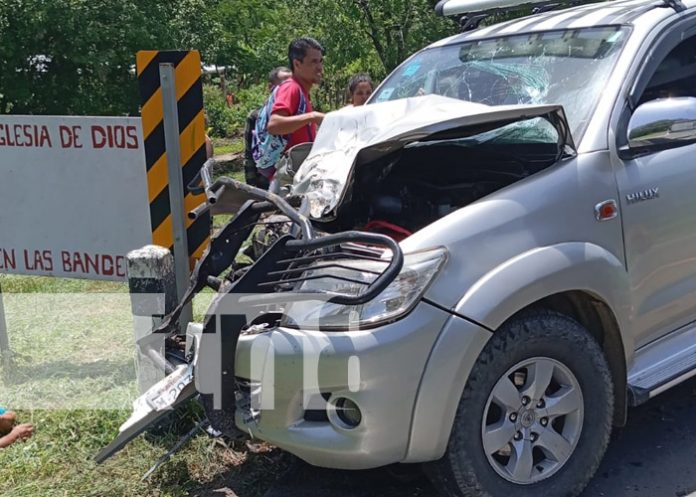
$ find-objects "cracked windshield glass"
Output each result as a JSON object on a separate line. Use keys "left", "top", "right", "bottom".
{"left": 371, "top": 26, "right": 629, "bottom": 142}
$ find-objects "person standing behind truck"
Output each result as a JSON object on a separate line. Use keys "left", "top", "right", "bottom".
{"left": 346, "top": 73, "right": 374, "bottom": 107}
{"left": 260, "top": 37, "right": 325, "bottom": 180}
{"left": 243, "top": 67, "right": 292, "bottom": 190}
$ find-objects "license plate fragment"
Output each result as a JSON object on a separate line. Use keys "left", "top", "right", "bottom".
{"left": 146, "top": 364, "right": 194, "bottom": 411}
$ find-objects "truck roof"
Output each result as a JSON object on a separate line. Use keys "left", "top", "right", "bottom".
{"left": 428, "top": 0, "right": 695, "bottom": 48}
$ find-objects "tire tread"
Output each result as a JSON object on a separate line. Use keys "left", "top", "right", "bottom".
{"left": 426, "top": 310, "right": 614, "bottom": 497}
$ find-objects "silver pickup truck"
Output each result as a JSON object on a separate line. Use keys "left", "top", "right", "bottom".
{"left": 100, "top": 0, "right": 696, "bottom": 496}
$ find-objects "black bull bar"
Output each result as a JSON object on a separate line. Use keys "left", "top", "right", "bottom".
{"left": 94, "top": 165, "right": 404, "bottom": 463}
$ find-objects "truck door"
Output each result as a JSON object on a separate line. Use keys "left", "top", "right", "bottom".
{"left": 614, "top": 28, "right": 696, "bottom": 347}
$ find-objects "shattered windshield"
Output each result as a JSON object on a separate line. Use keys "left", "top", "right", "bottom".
{"left": 371, "top": 26, "right": 629, "bottom": 141}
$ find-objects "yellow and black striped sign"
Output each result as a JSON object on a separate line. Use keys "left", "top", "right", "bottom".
{"left": 136, "top": 50, "right": 210, "bottom": 268}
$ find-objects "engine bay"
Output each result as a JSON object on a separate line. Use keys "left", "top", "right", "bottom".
{"left": 327, "top": 140, "right": 562, "bottom": 235}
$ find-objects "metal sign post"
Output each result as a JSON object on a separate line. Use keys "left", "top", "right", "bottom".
{"left": 0, "top": 283, "right": 11, "bottom": 369}
{"left": 159, "top": 63, "right": 193, "bottom": 333}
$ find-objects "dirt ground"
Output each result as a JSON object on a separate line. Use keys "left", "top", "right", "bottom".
{"left": 263, "top": 461, "right": 433, "bottom": 497}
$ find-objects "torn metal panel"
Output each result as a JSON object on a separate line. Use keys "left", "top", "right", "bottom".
{"left": 293, "top": 95, "right": 574, "bottom": 219}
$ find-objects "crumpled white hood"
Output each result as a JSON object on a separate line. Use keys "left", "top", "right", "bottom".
{"left": 292, "top": 94, "right": 570, "bottom": 219}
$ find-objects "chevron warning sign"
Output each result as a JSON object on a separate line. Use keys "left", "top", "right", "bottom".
{"left": 136, "top": 50, "right": 210, "bottom": 268}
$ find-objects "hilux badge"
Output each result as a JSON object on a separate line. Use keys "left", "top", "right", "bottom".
{"left": 626, "top": 187, "right": 659, "bottom": 204}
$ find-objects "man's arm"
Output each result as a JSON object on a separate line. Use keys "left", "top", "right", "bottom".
{"left": 267, "top": 110, "right": 324, "bottom": 136}
{"left": 0, "top": 424, "right": 33, "bottom": 449}
{"left": 205, "top": 135, "right": 214, "bottom": 159}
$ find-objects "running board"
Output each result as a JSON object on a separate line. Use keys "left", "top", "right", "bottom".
{"left": 627, "top": 323, "right": 696, "bottom": 406}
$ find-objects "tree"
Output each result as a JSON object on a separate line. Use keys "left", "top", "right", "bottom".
{"left": 0, "top": 0, "right": 459, "bottom": 118}
{"left": 0, "top": 0, "right": 220, "bottom": 115}
{"left": 284, "top": 0, "right": 456, "bottom": 108}
{"left": 351, "top": 0, "right": 454, "bottom": 73}
{"left": 210, "top": 0, "right": 293, "bottom": 86}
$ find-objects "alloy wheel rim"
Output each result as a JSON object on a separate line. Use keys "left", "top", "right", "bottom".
{"left": 481, "top": 357, "right": 584, "bottom": 485}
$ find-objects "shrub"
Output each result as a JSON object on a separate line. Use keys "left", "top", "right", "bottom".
{"left": 203, "top": 84, "right": 236, "bottom": 138}
{"left": 203, "top": 83, "right": 268, "bottom": 138}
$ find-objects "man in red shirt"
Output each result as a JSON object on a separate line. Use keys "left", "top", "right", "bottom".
{"left": 267, "top": 38, "right": 325, "bottom": 151}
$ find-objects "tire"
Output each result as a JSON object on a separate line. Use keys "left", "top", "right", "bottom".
{"left": 426, "top": 310, "right": 613, "bottom": 497}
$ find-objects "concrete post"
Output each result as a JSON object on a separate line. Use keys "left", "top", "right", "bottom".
{"left": 127, "top": 245, "right": 178, "bottom": 394}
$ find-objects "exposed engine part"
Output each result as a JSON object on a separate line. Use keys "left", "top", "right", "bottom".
{"left": 332, "top": 141, "right": 559, "bottom": 233}
{"left": 369, "top": 177, "right": 502, "bottom": 232}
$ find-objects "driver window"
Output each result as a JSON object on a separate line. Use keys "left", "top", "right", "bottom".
{"left": 638, "top": 34, "right": 696, "bottom": 105}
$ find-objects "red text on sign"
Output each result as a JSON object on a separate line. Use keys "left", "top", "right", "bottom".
{"left": 61, "top": 251, "right": 126, "bottom": 277}
{"left": 91, "top": 125, "right": 139, "bottom": 149}
{"left": 0, "top": 248, "right": 17, "bottom": 270}
{"left": 23, "top": 249, "right": 54, "bottom": 272}
{"left": 0, "top": 124, "right": 52, "bottom": 148}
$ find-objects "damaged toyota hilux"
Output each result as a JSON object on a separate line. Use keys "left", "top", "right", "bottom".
{"left": 99, "top": 0, "right": 696, "bottom": 495}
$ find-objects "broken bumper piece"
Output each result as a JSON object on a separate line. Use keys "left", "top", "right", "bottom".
{"left": 233, "top": 302, "right": 452, "bottom": 470}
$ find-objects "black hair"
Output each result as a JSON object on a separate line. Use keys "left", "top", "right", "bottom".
{"left": 348, "top": 73, "right": 373, "bottom": 95}
{"left": 268, "top": 66, "right": 291, "bottom": 86}
{"left": 288, "top": 37, "right": 324, "bottom": 72}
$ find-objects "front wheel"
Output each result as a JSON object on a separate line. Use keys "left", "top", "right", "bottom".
{"left": 427, "top": 310, "right": 613, "bottom": 497}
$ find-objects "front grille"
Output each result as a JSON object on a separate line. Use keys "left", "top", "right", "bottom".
{"left": 234, "top": 232, "right": 404, "bottom": 306}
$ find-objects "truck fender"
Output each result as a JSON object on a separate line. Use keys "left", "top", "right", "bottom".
{"left": 455, "top": 242, "right": 632, "bottom": 358}
{"left": 405, "top": 243, "right": 631, "bottom": 462}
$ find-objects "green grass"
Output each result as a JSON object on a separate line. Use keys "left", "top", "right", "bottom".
{"left": 211, "top": 138, "right": 244, "bottom": 157}
{"left": 0, "top": 275, "right": 286, "bottom": 496}
{"left": 0, "top": 274, "right": 125, "bottom": 294}
{"left": 211, "top": 169, "right": 244, "bottom": 230}
{"left": 0, "top": 158, "right": 286, "bottom": 495}
{"left": 0, "top": 408, "right": 289, "bottom": 497}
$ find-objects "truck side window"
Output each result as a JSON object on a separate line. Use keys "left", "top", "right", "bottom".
{"left": 638, "top": 35, "right": 696, "bottom": 105}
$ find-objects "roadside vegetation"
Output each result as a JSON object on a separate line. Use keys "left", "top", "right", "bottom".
{"left": 0, "top": 275, "right": 288, "bottom": 497}
{"left": 0, "top": 0, "right": 458, "bottom": 138}
{"left": 0, "top": 1, "right": 551, "bottom": 495}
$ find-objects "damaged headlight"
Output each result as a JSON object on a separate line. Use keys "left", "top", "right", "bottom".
{"left": 284, "top": 247, "right": 447, "bottom": 330}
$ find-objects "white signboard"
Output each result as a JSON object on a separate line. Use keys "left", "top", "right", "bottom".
{"left": 0, "top": 116, "right": 151, "bottom": 281}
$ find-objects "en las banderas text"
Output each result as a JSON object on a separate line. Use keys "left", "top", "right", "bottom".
{"left": 0, "top": 247, "right": 126, "bottom": 277}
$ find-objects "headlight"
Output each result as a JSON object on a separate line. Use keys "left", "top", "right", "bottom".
{"left": 283, "top": 247, "right": 447, "bottom": 330}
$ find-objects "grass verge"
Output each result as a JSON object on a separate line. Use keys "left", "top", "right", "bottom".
{"left": 211, "top": 137, "right": 244, "bottom": 157}
{"left": 0, "top": 275, "right": 286, "bottom": 497}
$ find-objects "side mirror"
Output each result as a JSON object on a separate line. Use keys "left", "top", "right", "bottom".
{"left": 622, "top": 97, "right": 696, "bottom": 158}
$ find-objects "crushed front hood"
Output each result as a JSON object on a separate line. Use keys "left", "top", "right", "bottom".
{"left": 293, "top": 95, "right": 575, "bottom": 219}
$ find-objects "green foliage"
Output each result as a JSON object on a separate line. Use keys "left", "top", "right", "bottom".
{"left": 203, "top": 84, "right": 237, "bottom": 137}
{"left": 0, "top": 0, "right": 220, "bottom": 115}
{"left": 204, "top": 83, "right": 267, "bottom": 137}
{"left": 227, "top": 84, "right": 268, "bottom": 133}
{"left": 211, "top": 0, "right": 294, "bottom": 84}
{"left": 0, "top": 0, "right": 461, "bottom": 129}
{"left": 289, "top": 0, "right": 456, "bottom": 109}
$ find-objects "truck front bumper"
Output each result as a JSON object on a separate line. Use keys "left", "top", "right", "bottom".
{"left": 234, "top": 301, "right": 449, "bottom": 469}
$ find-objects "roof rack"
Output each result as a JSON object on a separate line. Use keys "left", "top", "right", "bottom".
{"left": 434, "top": 0, "right": 599, "bottom": 31}
{"left": 436, "top": 0, "right": 542, "bottom": 17}
{"left": 435, "top": 0, "right": 685, "bottom": 28}
{"left": 663, "top": 0, "right": 686, "bottom": 11}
